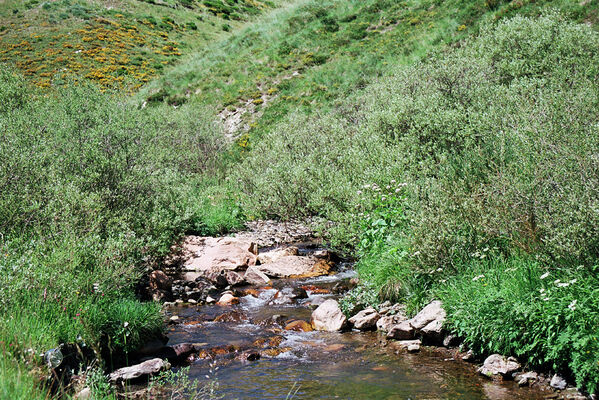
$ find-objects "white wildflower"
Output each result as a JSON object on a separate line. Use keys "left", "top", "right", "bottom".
{"left": 568, "top": 300, "right": 577, "bottom": 311}
{"left": 540, "top": 272, "right": 550, "bottom": 280}
{"left": 357, "top": 190, "right": 362, "bottom": 195}
{"left": 569, "top": 279, "right": 577, "bottom": 284}
{"left": 472, "top": 274, "right": 485, "bottom": 282}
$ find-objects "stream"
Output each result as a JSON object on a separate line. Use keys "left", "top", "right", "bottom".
{"left": 163, "top": 243, "right": 546, "bottom": 400}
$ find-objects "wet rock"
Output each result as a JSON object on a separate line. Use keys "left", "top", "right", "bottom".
{"left": 390, "top": 340, "right": 422, "bottom": 352}
{"left": 349, "top": 307, "right": 380, "bottom": 331}
{"left": 206, "top": 296, "right": 216, "bottom": 304}
{"left": 109, "top": 358, "right": 166, "bottom": 383}
{"left": 244, "top": 266, "right": 272, "bottom": 286}
{"left": 407, "top": 344, "right": 421, "bottom": 353}
{"left": 386, "top": 321, "right": 415, "bottom": 340}
{"left": 478, "top": 354, "right": 520, "bottom": 379}
{"left": 516, "top": 372, "right": 538, "bottom": 387}
{"left": 421, "top": 319, "right": 444, "bottom": 343}
{"left": 311, "top": 299, "right": 347, "bottom": 332}
{"left": 409, "top": 300, "right": 446, "bottom": 330}
{"left": 237, "top": 351, "right": 260, "bottom": 362}
{"left": 461, "top": 349, "right": 475, "bottom": 362}
{"left": 285, "top": 320, "right": 313, "bottom": 332}
{"left": 217, "top": 293, "right": 239, "bottom": 306}
{"left": 169, "top": 316, "right": 180, "bottom": 324}
{"left": 307, "top": 296, "right": 327, "bottom": 309}
{"left": 258, "top": 246, "right": 299, "bottom": 264}
{"left": 149, "top": 270, "right": 172, "bottom": 292}
{"left": 550, "top": 374, "right": 567, "bottom": 390}
{"left": 376, "top": 314, "right": 406, "bottom": 332}
{"left": 331, "top": 282, "right": 349, "bottom": 294}
{"left": 204, "top": 269, "right": 230, "bottom": 289}
{"left": 183, "top": 236, "right": 257, "bottom": 274}
{"left": 214, "top": 311, "right": 245, "bottom": 323}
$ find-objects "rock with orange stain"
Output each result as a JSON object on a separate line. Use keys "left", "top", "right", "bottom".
{"left": 284, "top": 320, "right": 313, "bottom": 332}
{"left": 217, "top": 293, "right": 239, "bottom": 306}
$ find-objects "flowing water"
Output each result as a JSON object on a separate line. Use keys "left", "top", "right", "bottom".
{"left": 165, "top": 257, "right": 545, "bottom": 400}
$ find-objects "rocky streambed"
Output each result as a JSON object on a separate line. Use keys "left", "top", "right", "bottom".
{"left": 110, "top": 222, "right": 583, "bottom": 399}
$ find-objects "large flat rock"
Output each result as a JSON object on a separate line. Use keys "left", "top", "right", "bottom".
{"left": 182, "top": 236, "right": 257, "bottom": 273}
{"left": 256, "top": 255, "right": 333, "bottom": 278}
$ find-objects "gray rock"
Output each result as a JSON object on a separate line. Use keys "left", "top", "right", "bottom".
{"left": 516, "top": 371, "right": 538, "bottom": 387}
{"left": 407, "top": 344, "right": 421, "bottom": 353}
{"left": 478, "top": 354, "right": 520, "bottom": 379}
{"left": 386, "top": 320, "right": 414, "bottom": 340}
{"left": 109, "top": 358, "right": 165, "bottom": 383}
{"left": 461, "top": 349, "right": 475, "bottom": 362}
{"left": 409, "top": 300, "right": 446, "bottom": 330}
{"left": 349, "top": 307, "right": 380, "bottom": 331}
{"left": 376, "top": 314, "right": 406, "bottom": 332}
{"left": 311, "top": 299, "right": 347, "bottom": 331}
{"left": 390, "top": 339, "right": 422, "bottom": 352}
{"left": 244, "top": 266, "right": 272, "bottom": 286}
{"left": 550, "top": 374, "right": 567, "bottom": 390}
{"left": 442, "top": 334, "right": 460, "bottom": 348}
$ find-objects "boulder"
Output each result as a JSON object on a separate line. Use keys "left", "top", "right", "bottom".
{"left": 257, "top": 255, "right": 333, "bottom": 279}
{"left": 271, "top": 287, "right": 308, "bottom": 305}
{"left": 550, "top": 374, "right": 567, "bottom": 390}
{"left": 183, "top": 237, "right": 257, "bottom": 273}
{"left": 376, "top": 314, "right": 406, "bottom": 332}
{"left": 311, "top": 300, "right": 347, "bottom": 332}
{"left": 386, "top": 321, "right": 415, "bottom": 340}
{"left": 75, "top": 388, "right": 91, "bottom": 400}
{"left": 478, "top": 354, "right": 520, "bottom": 379}
{"left": 257, "top": 246, "right": 299, "bottom": 264}
{"left": 149, "top": 270, "right": 172, "bottom": 292}
{"left": 409, "top": 300, "right": 446, "bottom": 330}
{"left": 421, "top": 319, "right": 444, "bottom": 342}
{"left": 109, "top": 358, "right": 165, "bottom": 383}
{"left": 224, "top": 271, "right": 246, "bottom": 286}
{"left": 349, "top": 307, "right": 380, "bottom": 331}
{"left": 217, "top": 293, "right": 239, "bottom": 306}
{"left": 244, "top": 266, "right": 272, "bottom": 286}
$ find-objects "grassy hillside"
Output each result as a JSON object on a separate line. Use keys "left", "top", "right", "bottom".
{"left": 0, "top": 0, "right": 278, "bottom": 91}
{"left": 140, "top": 0, "right": 599, "bottom": 142}
{"left": 2, "top": 0, "right": 599, "bottom": 398}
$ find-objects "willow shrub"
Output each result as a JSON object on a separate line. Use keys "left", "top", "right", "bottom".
{"left": 0, "top": 68, "right": 242, "bottom": 397}
{"left": 237, "top": 12, "right": 599, "bottom": 267}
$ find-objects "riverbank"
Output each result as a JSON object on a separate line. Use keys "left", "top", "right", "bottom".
{"left": 105, "top": 228, "right": 580, "bottom": 399}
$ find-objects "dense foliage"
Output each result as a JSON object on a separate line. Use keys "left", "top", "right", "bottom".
{"left": 237, "top": 13, "right": 599, "bottom": 392}
{"left": 0, "top": 69, "right": 242, "bottom": 398}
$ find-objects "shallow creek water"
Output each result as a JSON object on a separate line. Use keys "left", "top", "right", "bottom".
{"left": 165, "top": 258, "right": 544, "bottom": 399}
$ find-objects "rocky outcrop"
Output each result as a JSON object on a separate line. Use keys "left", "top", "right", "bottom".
{"left": 311, "top": 300, "right": 347, "bottom": 332}
{"left": 478, "top": 354, "right": 520, "bottom": 379}
{"left": 349, "top": 307, "right": 380, "bottom": 331}
{"left": 109, "top": 358, "right": 166, "bottom": 383}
